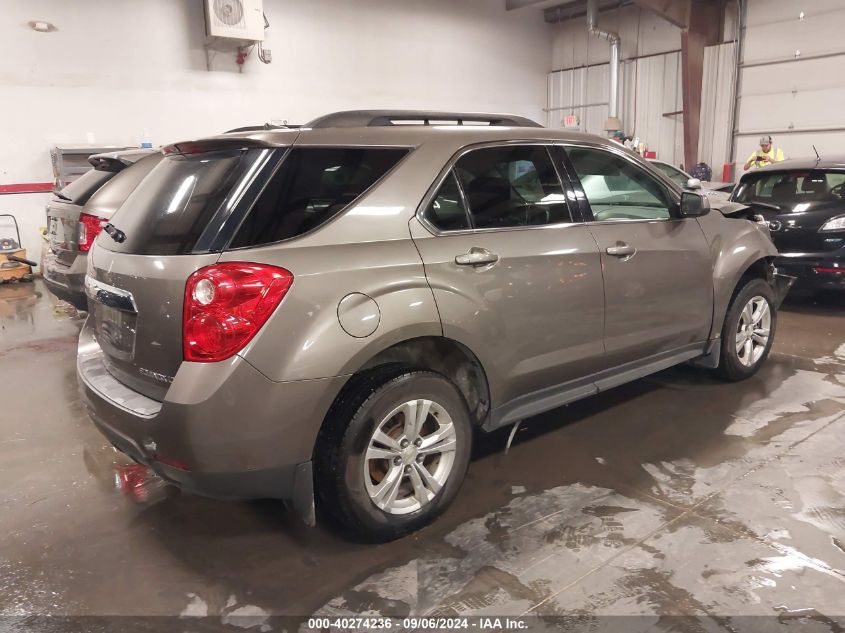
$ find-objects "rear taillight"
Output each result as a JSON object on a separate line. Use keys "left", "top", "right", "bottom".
{"left": 183, "top": 263, "right": 293, "bottom": 362}
{"left": 78, "top": 213, "right": 105, "bottom": 252}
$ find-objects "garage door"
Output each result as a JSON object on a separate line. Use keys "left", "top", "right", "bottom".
{"left": 736, "top": 0, "right": 845, "bottom": 165}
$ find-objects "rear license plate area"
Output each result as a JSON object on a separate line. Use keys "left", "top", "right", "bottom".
{"left": 91, "top": 301, "right": 137, "bottom": 361}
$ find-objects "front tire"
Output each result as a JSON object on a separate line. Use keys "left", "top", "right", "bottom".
{"left": 315, "top": 368, "right": 472, "bottom": 542}
{"left": 716, "top": 278, "right": 777, "bottom": 381}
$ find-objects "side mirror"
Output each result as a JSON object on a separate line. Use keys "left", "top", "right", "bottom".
{"left": 679, "top": 190, "right": 710, "bottom": 217}
{"left": 686, "top": 177, "right": 702, "bottom": 189}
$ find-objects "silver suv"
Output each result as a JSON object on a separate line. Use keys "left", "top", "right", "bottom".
{"left": 78, "top": 110, "right": 792, "bottom": 541}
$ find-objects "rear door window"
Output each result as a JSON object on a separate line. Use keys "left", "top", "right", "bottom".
{"left": 229, "top": 147, "right": 408, "bottom": 248}
{"left": 454, "top": 145, "right": 571, "bottom": 229}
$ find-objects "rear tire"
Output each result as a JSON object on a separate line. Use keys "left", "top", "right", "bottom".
{"left": 716, "top": 278, "right": 777, "bottom": 381}
{"left": 315, "top": 367, "right": 472, "bottom": 542}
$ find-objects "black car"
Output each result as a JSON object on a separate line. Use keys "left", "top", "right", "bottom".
{"left": 732, "top": 157, "right": 845, "bottom": 291}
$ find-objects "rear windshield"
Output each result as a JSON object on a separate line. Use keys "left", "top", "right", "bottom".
{"left": 735, "top": 170, "right": 845, "bottom": 207}
{"left": 83, "top": 153, "right": 163, "bottom": 218}
{"left": 58, "top": 169, "right": 114, "bottom": 206}
{"left": 103, "top": 149, "right": 264, "bottom": 255}
{"left": 229, "top": 147, "right": 408, "bottom": 248}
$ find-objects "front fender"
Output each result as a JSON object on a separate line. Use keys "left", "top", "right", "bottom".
{"left": 697, "top": 213, "right": 779, "bottom": 339}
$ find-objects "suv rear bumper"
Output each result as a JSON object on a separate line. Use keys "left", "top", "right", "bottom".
{"left": 77, "top": 318, "right": 346, "bottom": 523}
{"left": 43, "top": 251, "right": 88, "bottom": 310}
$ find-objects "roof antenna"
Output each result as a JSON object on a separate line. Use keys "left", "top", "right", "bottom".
{"left": 813, "top": 145, "right": 821, "bottom": 162}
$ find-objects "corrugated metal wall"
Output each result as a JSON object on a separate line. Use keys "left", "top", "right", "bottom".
{"left": 736, "top": 0, "right": 845, "bottom": 165}
{"left": 699, "top": 42, "right": 737, "bottom": 175}
{"left": 546, "top": 0, "right": 845, "bottom": 176}
{"left": 546, "top": 52, "right": 685, "bottom": 166}
{"left": 546, "top": 44, "right": 737, "bottom": 172}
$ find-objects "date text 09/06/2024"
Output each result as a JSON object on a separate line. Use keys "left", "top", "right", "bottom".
{"left": 305, "top": 617, "right": 529, "bottom": 630}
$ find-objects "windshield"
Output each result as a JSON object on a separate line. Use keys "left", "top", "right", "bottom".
{"left": 652, "top": 162, "right": 689, "bottom": 188}
{"left": 735, "top": 170, "right": 845, "bottom": 209}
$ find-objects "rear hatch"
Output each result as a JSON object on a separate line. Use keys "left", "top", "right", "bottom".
{"left": 86, "top": 135, "right": 410, "bottom": 401}
{"left": 86, "top": 141, "right": 283, "bottom": 400}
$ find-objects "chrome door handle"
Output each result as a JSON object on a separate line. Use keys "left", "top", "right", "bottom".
{"left": 455, "top": 247, "right": 499, "bottom": 267}
{"left": 606, "top": 243, "right": 636, "bottom": 258}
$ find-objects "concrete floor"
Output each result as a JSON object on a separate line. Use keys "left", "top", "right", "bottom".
{"left": 1, "top": 280, "right": 844, "bottom": 629}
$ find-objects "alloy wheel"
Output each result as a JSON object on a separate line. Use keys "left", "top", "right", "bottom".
{"left": 735, "top": 295, "right": 771, "bottom": 367}
{"left": 364, "top": 398, "right": 457, "bottom": 515}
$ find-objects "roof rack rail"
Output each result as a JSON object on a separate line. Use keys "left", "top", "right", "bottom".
{"left": 306, "top": 110, "right": 543, "bottom": 129}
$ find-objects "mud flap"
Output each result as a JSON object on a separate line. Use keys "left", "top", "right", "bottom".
{"left": 689, "top": 338, "right": 721, "bottom": 369}
{"left": 291, "top": 461, "right": 316, "bottom": 526}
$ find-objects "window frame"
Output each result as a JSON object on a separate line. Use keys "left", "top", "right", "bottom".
{"left": 415, "top": 140, "right": 585, "bottom": 237}
{"left": 556, "top": 142, "right": 684, "bottom": 225}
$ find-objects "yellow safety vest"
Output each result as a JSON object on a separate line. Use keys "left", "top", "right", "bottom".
{"left": 747, "top": 147, "right": 785, "bottom": 168}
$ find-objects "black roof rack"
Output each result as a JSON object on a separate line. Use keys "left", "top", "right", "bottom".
{"left": 306, "top": 110, "right": 543, "bottom": 129}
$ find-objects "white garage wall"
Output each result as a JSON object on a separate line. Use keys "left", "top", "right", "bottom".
{"left": 0, "top": 0, "right": 553, "bottom": 259}
{"left": 735, "top": 0, "right": 845, "bottom": 167}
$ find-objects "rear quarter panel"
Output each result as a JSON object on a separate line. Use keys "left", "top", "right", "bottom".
{"left": 222, "top": 142, "right": 454, "bottom": 383}
{"left": 225, "top": 239, "right": 442, "bottom": 382}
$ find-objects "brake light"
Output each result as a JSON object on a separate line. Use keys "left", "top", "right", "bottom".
{"left": 78, "top": 213, "right": 105, "bottom": 252}
{"left": 814, "top": 267, "right": 844, "bottom": 275}
{"left": 183, "top": 263, "right": 293, "bottom": 362}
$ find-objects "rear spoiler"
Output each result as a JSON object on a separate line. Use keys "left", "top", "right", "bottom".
{"left": 88, "top": 149, "right": 157, "bottom": 172}
{"left": 162, "top": 137, "right": 283, "bottom": 156}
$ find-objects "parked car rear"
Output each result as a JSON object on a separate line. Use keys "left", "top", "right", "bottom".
{"left": 732, "top": 157, "right": 845, "bottom": 291}
{"left": 44, "top": 149, "right": 160, "bottom": 309}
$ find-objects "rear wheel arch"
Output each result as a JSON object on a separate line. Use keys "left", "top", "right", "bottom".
{"left": 355, "top": 336, "right": 491, "bottom": 427}
{"left": 323, "top": 336, "right": 491, "bottom": 434}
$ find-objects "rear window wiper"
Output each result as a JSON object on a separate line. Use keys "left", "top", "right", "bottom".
{"left": 103, "top": 223, "right": 126, "bottom": 243}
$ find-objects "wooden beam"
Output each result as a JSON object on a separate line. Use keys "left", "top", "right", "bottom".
{"left": 680, "top": 1, "right": 722, "bottom": 169}
{"left": 633, "top": 0, "right": 691, "bottom": 28}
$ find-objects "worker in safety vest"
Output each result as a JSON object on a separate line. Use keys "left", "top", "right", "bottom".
{"left": 744, "top": 135, "right": 785, "bottom": 171}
